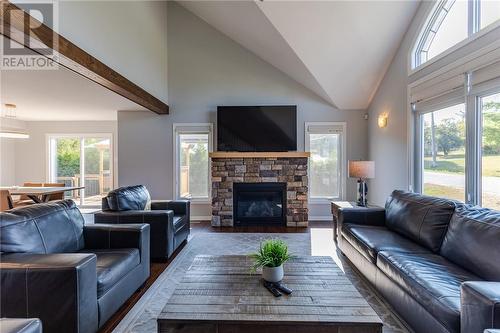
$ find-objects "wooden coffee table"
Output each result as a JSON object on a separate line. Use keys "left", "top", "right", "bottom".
{"left": 157, "top": 255, "right": 382, "bottom": 333}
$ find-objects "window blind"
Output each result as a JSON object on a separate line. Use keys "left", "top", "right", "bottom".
{"left": 305, "top": 123, "right": 344, "bottom": 134}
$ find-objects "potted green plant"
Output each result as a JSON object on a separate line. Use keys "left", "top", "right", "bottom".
{"left": 250, "top": 239, "right": 292, "bottom": 282}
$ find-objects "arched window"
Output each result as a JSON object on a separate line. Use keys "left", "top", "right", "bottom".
{"left": 413, "top": 0, "right": 500, "bottom": 68}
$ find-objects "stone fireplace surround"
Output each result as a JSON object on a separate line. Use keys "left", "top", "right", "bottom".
{"left": 210, "top": 152, "right": 309, "bottom": 227}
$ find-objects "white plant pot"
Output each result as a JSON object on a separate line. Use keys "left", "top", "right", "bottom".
{"left": 262, "top": 265, "right": 284, "bottom": 283}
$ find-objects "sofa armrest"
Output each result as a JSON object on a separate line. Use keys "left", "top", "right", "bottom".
{"left": 461, "top": 281, "right": 500, "bottom": 333}
{"left": 95, "top": 209, "right": 172, "bottom": 223}
{"left": 337, "top": 207, "right": 386, "bottom": 245}
{"left": 151, "top": 200, "right": 190, "bottom": 216}
{"left": 0, "top": 253, "right": 98, "bottom": 333}
{"left": 84, "top": 223, "right": 150, "bottom": 280}
{"left": 84, "top": 223, "right": 149, "bottom": 254}
{"left": 338, "top": 207, "right": 385, "bottom": 227}
{"left": 94, "top": 210, "right": 174, "bottom": 259}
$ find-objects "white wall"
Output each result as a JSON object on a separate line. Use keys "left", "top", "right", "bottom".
{"left": 58, "top": 0, "right": 168, "bottom": 104}
{"left": 0, "top": 117, "right": 26, "bottom": 185}
{"left": 367, "top": 2, "right": 432, "bottom": 206}
{"left": 14, "top": 121, "right": 117, "bottom": 185}
{"left": 367, "top": 1, "right": 500, "bottom": 206}
{"left": 0, "top": 138, "right": 16, "bottom": 186}
{"left": 118, "top": 3, "right": 369, "bottom": 219}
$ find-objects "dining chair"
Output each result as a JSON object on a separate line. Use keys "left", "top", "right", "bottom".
{"left": 19, "top": 182, "right": 43, "bottom": 200}
{"left": 0, "top": 190, "right": 14, "bottom": 212}
{"left": 43, "top": 183, "right": 65, "bottom": 201}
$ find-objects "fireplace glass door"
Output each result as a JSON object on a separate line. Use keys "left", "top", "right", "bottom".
{"left": 233, "top": 182, "right": 286, "bottom": 226}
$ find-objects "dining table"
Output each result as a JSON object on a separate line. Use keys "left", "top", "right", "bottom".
{"left": 0, "top": 186, "right": 85, "bottom": 204}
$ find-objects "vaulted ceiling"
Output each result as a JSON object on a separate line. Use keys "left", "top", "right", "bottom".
{"left": 180, "top": 0, "right": 420, "bottom": 110}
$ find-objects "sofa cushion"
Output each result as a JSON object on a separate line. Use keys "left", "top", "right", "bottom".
{"left": 106, "top": 185, "right": 151, "bottom": 211}
{"left": 342, "top": 224, "right": 430, "bottom": 264}
{"left": 82, "top": 248, "right": 140, "bottom": 297}
{"left": 377, "top": 251, "right": 480, "bottom": 333}
{"left": 440, "top": 203, "right": 500, "bottom": 281}
{"left": 385, "top": 190, "right": 456, "bottom": 252}
{"left": 0, "top": 200, "right": 85, "bottom": 254}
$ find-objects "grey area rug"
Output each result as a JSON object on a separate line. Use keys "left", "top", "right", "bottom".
{"left": 113, "top": 231, "right": 410, "bottom": 333}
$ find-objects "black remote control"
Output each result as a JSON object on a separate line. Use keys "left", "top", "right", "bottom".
{"left": 273, "top": 282, "right": 293, "bottom": 295}
{"left": 263, "top": 281, "right": 282, "bottom": 297}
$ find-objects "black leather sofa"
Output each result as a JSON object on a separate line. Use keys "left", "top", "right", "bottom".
{"left": 94, "top": 185, "right": 190, "bottom": 260}
{"left": 0, "top": 319, "right": 42, "bottom": 333}
{"left": 338, "top": 190, "right": 500, "bottom": 333}
{"left": 0, "top": 200, "right": 150, "bottom": 333}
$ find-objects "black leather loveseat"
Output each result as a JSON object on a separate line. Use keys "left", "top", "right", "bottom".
{"left": 0, "top": 200, "right": 150, "bottom": 333}
{"left": 94, "top": 185, "right": 190, "bottom": 260}
{"left": 338, "top": 190, "right": 500, "bottom": 333}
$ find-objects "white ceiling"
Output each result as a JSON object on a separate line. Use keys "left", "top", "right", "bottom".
{"left": 180, "top": 0, "right": 420, "bottom": 110}
{"left": 0, "top": 37, "right": 145, "bottom": 122}
{"left": 2, "top": 1, "right": 420, "bottom": 120}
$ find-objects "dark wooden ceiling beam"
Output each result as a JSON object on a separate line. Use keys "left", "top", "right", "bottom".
{"left": 0, "top": 0, "right": 169, "bottom": 114}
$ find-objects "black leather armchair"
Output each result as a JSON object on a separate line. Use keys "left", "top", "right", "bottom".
{"left": 0, "top": 200, "right": 150, "bottom": 333}
{"left": 94, "top": 185, "right": 190, "bottom": 260}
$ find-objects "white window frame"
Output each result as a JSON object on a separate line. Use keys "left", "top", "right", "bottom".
{"left": 304, "top": 122, "right": 346, "bottom": 203}
{"left": 471, "top": 84, "right": 500, "bottom": 207}
{"left": 412, "top": 69, "right": 500, "bottom": 207}
{"left": 46, "top": 133, "right": 114, "bottom": 207}
{"left": 413, "top": 98, "right": 467, "bottom": 199}
{"left": 411, "top": 0, "right": 500, "bottom": 71}
{"left": 172, "top": 123, "right": 213, "bottom": 204}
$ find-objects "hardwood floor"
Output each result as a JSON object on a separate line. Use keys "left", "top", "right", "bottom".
{"left": 98, "top": 220, "right": 333, "bottom": 333}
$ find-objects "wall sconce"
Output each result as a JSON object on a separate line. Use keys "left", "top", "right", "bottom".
{"left": 378, "top": 113, "right": 388, "bottom": 128}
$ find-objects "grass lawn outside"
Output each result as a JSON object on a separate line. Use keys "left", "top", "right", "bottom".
{"left": 424, "top": 183, "right": 500, "bottom": 210}
{"left": 424, "top": 153, "right": 500, "bottom": 177}
{"left": 424, "top": 183, "right": 465, "bottom": 201}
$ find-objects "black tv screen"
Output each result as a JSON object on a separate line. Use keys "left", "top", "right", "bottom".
{"left": 217, "top": 106, "right": 297, "bottom": 152}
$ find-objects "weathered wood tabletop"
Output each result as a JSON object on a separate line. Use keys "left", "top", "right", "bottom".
{"left": 158, "top": 255, "right": 382, "bottom": 333}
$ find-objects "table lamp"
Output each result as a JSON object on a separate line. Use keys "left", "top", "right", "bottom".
{"left": 348, "top": 161, "right": 375, "bottom": 207}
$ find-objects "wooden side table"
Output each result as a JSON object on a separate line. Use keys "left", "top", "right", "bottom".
{"left": 330, "top": 201, "right": 381, "bottom": 243}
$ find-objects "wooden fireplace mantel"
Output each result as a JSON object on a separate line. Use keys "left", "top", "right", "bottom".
{"left": 209, "top": 152, "right": 310, "bottom": 159}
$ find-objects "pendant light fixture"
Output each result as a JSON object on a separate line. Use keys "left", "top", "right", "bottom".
{"left": 0, "top": 104, "right": 30, "bottom": 139}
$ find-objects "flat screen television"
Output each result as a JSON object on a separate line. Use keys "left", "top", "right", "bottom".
{"left": 217, "top": 105, "right": 297, "bottom": 152}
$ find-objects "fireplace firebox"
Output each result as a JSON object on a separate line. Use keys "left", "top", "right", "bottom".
{"left": 233, "top": 182, "right": 287, "bottom": 226}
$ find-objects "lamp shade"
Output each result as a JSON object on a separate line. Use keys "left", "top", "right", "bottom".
{"left": 348, "top": 161, "right": 375, "bottom": 179}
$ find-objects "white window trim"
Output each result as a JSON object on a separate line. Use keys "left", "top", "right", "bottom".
{"left": 172, "top": 123, "right": 213, "bottom": 204}
{"left": 304, "top": 122, "right": 347, "bottom": 204}
{"left": 409, "top": 0, "right": 500, "bottom": 74}
{"left": 46, "top": 133, "right": 114, "bottom": 207}
{"left": 471, "top": 85, "right": 500, "bottom": 207}
{"left": 413, "top": 98, "right": 467, "bottom": 197}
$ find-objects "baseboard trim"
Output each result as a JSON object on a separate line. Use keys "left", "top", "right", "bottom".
{"left": 308, "top": 216, "right": 332, "bottom": 221}
{"left": 191, "top": 216, "right": 332, "bottom": 222}
{"left": 191, "top": 216, "right": 211, "bottom": 222}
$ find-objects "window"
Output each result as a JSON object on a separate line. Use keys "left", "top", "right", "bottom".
{"left": 47, "top": 134, "right": 113, "bottom": 206}
{"left": 305, "top": 122, "right": 346, "bottom": 201}
{"left": 479, "top": 92, "right": 500, "bottom": 209}
{"left": 412, "top": 59, "right": 500, "bottom": 209}
{"left": 413, "top": 0, "right": 500, "bottom": 68}
{"left": 173, "top": 123, "right": 213, "bottom": 202}
{"left": 421, "top": 104, "right": 466, "bottom": 200}
{"left": 480, "top": 0, "right": 500, "bottom": 29}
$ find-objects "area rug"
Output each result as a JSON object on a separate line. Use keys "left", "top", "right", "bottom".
{"left": 113, "top": 231, "right": 410, "bottom": 333}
